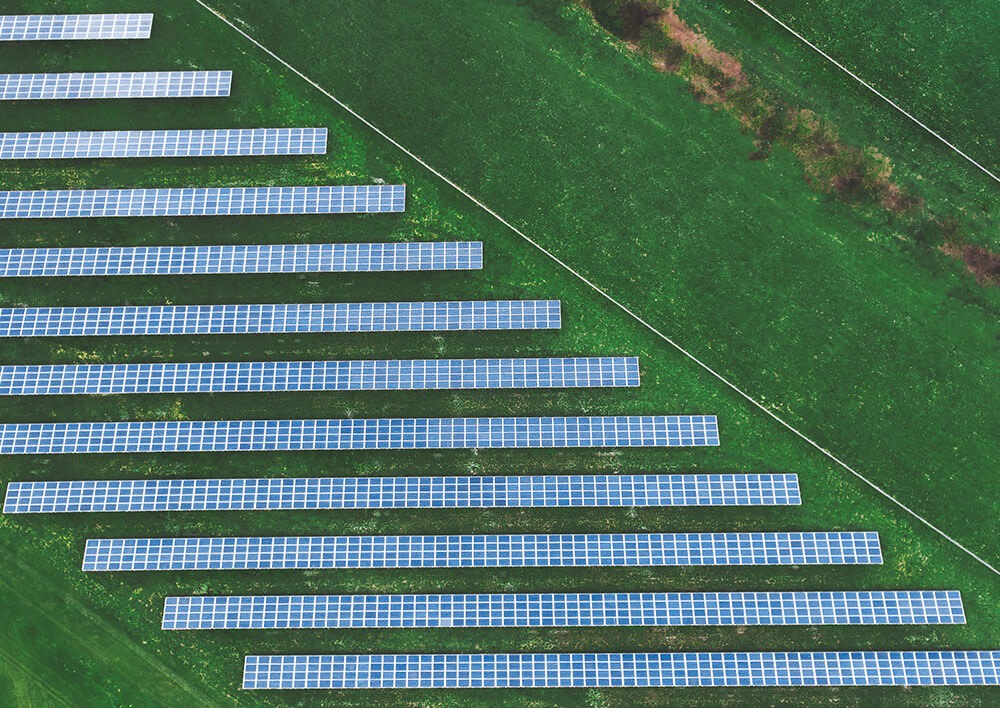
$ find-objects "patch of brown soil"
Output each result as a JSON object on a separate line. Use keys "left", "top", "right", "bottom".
{"left": 942, "top": 241, "right": 1000, "bottom": 286}
{"left": 661, "top": 6, "right": 744, "bottom": 85}
{"left": 617, "top": 1, "right": 662, "bottom": 41}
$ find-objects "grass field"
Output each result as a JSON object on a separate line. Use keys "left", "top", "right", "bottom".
{"left": 669, "top": 1, "right": 1000, "bottom": 242}
{"left": 722, "top": 0, "right": 1000, "bottom": 177}
{"left": 0, "top": 0, "right": 997, "bottom": 705}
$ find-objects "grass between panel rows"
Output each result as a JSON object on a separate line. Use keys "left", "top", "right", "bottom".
{"left": 0, "top": 1, "right": 996, "bottom": 706}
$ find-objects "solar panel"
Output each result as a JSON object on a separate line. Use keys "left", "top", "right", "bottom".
{"left": 0, "top": 14, "right": 153, "bottom": 41}
{"left": 0, "top": 128, "right": 328, "bottom": 160}
{"left": 0, "top": 185, "right": 404, "bottom": 218}
{"left": 0, "top": 71, "right": 231, "bottom": 100}
{"left": 0, "top": 356, "right": 632, "bottom": 395}
{"left": 0, "top": 300, "right": 558, "bottom": 337}
{"left": 1, "top": 416, "right": 719, "bottom": 454}
{"left": 241, "top": 651, "right": 1000, "bottom": 689}
{"left": 81, "top": 532, "right": 880, "bottom": 571}
{"left": 163, "top": 590, "right": 964, "bottom": 630}
{"left": 3, "top": 473, "right": 793, "bottom": 513}
{"left": 0, "top": 242, "right": 480, "bottom": 277}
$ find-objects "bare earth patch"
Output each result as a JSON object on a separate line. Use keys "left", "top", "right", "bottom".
{"left": 662, "top": 6, "right": 744, "bottom": 85}
{"left": 942, "top": 241, "right": 1000, "bottom": 286}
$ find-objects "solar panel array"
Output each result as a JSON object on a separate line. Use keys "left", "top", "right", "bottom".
{"left": 81, "top": 532, "right": 881, "bottom": 571}
{"left": 163, "top": 590, "right": 964, "bottom": 630}
{"left": 0, "top": 128, "right": 328, "bottom": 160}
{"left": 0, "top": 242, "right": 481, "bottom": 277}
{"left": 0, "top": 356, "right": 631, "bottom": 395}
{"left": 5, "top": 12, "right": 982, "bottom": 688}
{"left": 0, "top": 416, "right": 719, "bottom": 454}
{"left": 0, "top": 184, "right": 404, "bottom": 218}
{"left": 3, "top": 474, "right": 795, "bottom": 513}
{"left": 0, "top": 300, "right": 559, "bottom": 337}
{"left": 0, "top": 71, "right": 231, "bottom": 101}
{"left": 0, "top": 14, "right": 153, "bottom": 41}
{"left": 241, "top": 651, "right": 1000, "bottom": 689}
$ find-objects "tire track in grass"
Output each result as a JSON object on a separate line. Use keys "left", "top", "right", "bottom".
{"left": 0, "top": 646, "right": 75, "bottom": 708}
{"left": 0, "top": 544, "right": 222, "bottom": 707}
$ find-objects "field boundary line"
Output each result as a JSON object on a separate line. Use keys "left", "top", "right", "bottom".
{"left": 193, "top": 0, "right": 1000, "bottom": 577}
{"left": 741, "top": 0, "right": 998, "bottom": 185}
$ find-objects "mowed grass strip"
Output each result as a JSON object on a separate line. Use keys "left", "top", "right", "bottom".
{"left": 0, "top": 1, "right": 997, "bottom": 706}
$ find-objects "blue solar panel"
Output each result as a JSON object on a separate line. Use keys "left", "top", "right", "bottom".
{"left": 81, "top": 532, "right": 880, "bottom": 571}
{"left": 0, "top": 185, "right": 403, "bottom": 218}
{"left": 0, "top": 71, "right": 231, "bottom": 100}
{"left": 0, "top": 356, "right": 631, "bottom": 395}
{"left": 1, "top": 416, "right": 719, "bottom": 454}
{"left": 0, "top": 300, "right": 558, "bottom": 337}
{"left": 3, "top": 474, "right": 792, "bottom": 513}
{"left": 241, "top": 651, "right": 1000, "bottom": 689}
{"left": 0, "top": 128, "right": 328, "bottom": 160}
{"left": 0, "top": 242, "right": 481, "bottom": 277}
{"left": 0, "top": 14, "right": 153, "bottom": 41}
{"left": 163, "top": 590, "right": 964, "bottom": 630}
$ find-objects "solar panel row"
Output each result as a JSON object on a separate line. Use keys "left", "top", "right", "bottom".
{"left": 0, "top": 184, "right": 404, "bottom": 218}
{"left": 2, "top": 474, "right": 795, "bottom": 513}
{"left": 0, "top": 416, "right": 719, "bottom": 454}
{"left": 0, "top": 71, "right": 231, "bottom": 101}
{"left": 0, "top": 14, "right": 153, "bottom": 41}
{"left": 81, "top": 532, "right": 881, "bottom": 571}
{"left": 0, "top": 128, "right": 328, "bottom": 160}
{"left": 0, "top": 242, "right": 482, "bottom": 277}
{"left": 163, "top": 591, "right": 964, "bottom": 630}
{"left": 0, "top": 300, "right": 560, "bottom": 337}
{"left": 0, "top": 356, "right": 631, "bottom": 395}
{"left": 241, "top": 651, "right": 1000, "bottom": 689}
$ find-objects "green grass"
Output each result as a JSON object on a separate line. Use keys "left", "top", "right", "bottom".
{"left": 0, "top": 0, "right": 997, "bottom": 706}
{"left": 717, "top": 0, "right": 1000, "bottom": 177}
{"left": 670, "top": 0, "right": 999, "bottom": 249}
